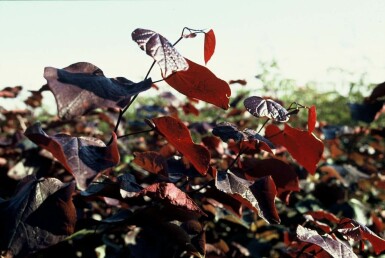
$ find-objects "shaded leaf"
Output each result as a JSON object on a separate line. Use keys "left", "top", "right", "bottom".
{"left": 337, "top": 218, "right": 385, "bottom": 255}
{"left": 133, "top": 182, "right": 206, "bottom": 217}
{"left": 0, "top": 176, "right": 76, "bottom": 257}
{"left": 25, "top": 123, "right": 120, "bottom": 190}
{"left": 152, "top": 116, "right": 210, "bottom": 175}
{"left": 131, "top": 28, "right": 188, "bottom": 77}
{"left": 44, "top": 62, "right": 152, "bottom": 119}
{"left": 244, "top": 96, "right": 289, "bottom": 122}
{"left": 133, "top": 151, "right": 168, "bottom": 175}
{"left": 308, "top": 105, "right": 317, "bottom": 133}
{"left": 164, "top": 58, "right": 231, "bottom": 109}
{"left": 367, "top": 81, "right": 385, "bottom": 101}
{"left": 242, "top": 158, "right": 299, "bottom": 203}
{"left": 118, "top": 173, "right": 143, "bottom": 198}
{"left": 214, "top": 170, "right": 280, "bottom": 224}
{"left": 265, "top": 124, "right": 324, "bottom": 174}
{"left": 204, "top": 29, "right": 216, "bottom": 64}
{"left": 296, "top": 225, "right": 357, "bottom": 258}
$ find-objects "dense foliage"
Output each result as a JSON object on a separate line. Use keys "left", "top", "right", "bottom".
{"left": 1, "top": 27, "right": 385, "bottom": 258}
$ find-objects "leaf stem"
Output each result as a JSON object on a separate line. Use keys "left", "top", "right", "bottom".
{"left": 226, "top": 148, "right": 245, "bottom": 172}
{"left": 257, "top": 118, "right": 270, "bottom": 134}
{"left": 117, "top": 128, "right": 154, "bottom": 139}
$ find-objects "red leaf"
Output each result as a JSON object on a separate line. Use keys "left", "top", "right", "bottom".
{"left": 204, "top": 29, "right": 216, "bottom": 64}
{"left": 133, "top": 151, "right": 168, "bottom": 175}
{"left": 131, "top": 28, "right": 188, "bottom": 77}
{"left": 265, "top": 124, "right": 324, "bottom": 174}
{"left": 338, "top": 218, "right": 385, "bottom": 255}
{"left": 308, "top": 105, "right": 317, "bottom": 133}
{"left": 306, "top": 210, "right": 340, "bottom": 224}
{"left": 152, "top": 116, "right": 210, "bottom": 175}
{"left": 242, "top": 158, "right": 299, "bottom": 203}
{"left": 25, "top": 123, "right": 120, "bottom": 190}
{"left": 135, "top": 182, "right": 206, "bottom": 217}
{"left": 297, "top": 225, "right": 357, "bottom": 258}
{"left": 182, "top": 102, "right": 200, "bottom": 116}
{"left": 0, "top": 176, "right": 76, "bottom": 256}
{"left": 164, "top": 59, "right": 231, "bottom": 110}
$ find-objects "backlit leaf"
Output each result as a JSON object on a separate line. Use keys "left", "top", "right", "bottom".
{"left": 164, "top": 59, "right": 231, "bottom": 109}
{"left": 25, "top": 123, "right": 120, "bottom": 190}
{"left": 133, "top": 151, "right": 168, "bottom": 175}
{"left": 265, "top": 124, "right": 324, "bottom": 174}
{"left": 204, "top": 29, "right": 216, "bottom": 64}
{"left": 44, "top": 62, "right": 152, "bottom": 119}
{"left": 244, "top": 96, "right": 289, "bottom": 122}
{"left": 131, "top": 28, "right": 188, "bottom": 77}
{"left": 296, "top": 225, "right": 357, "bottom": 258}
{"left": 152, "top": 116, "right": 210, "bottom": 175}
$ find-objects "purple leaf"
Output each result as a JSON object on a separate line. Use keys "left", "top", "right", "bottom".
{"left": 244, "top": 96, "right": 289, "bottom": 122}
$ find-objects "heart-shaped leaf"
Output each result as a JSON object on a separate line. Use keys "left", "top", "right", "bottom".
{"left": 0, "top": 176, "right": 76, "bottom": 257}
{"left": 25, "top": 123, "right": 120, "bottom": 190}
{"left": 152, "top": 116, "right": 210, "bottom": 175}
{"left": 204, "top": 29, "right": 216, "bottom": 64}
{"left": 214, "top": 170, "right": 280, "bottom": 224}
{"left": 244, "top": 96, "right": 289, "bottom": 122}
{"left": 265, "top": 124, "right": 324, "bottom": 174}
{"left": 131, "top": 28, "right": 188, "bottom": 77}
{"left": 297, "top": 225, "right": 357, "bottom": 258}
{"left": 44, "top": 62, "right": 152, "bottom": 119}
{"left": 164, "top": 59, "right": 231, "bottom": 109}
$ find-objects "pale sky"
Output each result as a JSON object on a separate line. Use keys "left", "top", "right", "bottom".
{"left": 1, "top": 1, "right": 385, "bottom": 107}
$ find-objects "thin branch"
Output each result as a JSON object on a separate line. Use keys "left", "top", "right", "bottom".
{"left": 117, "top": 128, "right": 154, "bottom": 139}
{"left": 257, "top": 118, "right": 270, "bottom": 134}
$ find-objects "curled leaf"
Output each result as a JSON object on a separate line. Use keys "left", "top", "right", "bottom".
{"left": 244, "top": 96, "right": 289, "bottom": 122}
{"left": 307, "top": 105, "right": 317, "bottom": 133}
{"left": 131, "top": 28, "right": 188, "bottom": 77}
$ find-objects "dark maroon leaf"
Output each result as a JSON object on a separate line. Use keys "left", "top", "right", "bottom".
{"left": 132, "top": 182, "right": 206, "bottom": 218}
{"left": 44, "top": 62, "right": 152, "bottom": 119}
{"left": 296, "top": 225, "right": 357, "bottom": 258}
{"left": 0, "top": 176, "right": 76, "bottom": 257}
{"left": 244, "top": 96, "right": 289, "bottom": 122}
{"left": 229, "top": 79, "right": 247, "bottom": 86}
{"left": 367, "top": 81, "right": 385, "bottom": 101}
{"left": 25, "top": 123, "right": 120, "bottom": 190}
{"left": 131, "top": 28, "right": 188, "bottom": 77}
{"left": 24, "top": 90, "right": 43, "bottom": 108}
{"left": 214, "top": 170, "right": 280, "bottom": 224}
{"left": 133, "top": 151, "right": 168, "bottom": 175}
{"left": 337, "top": 218, "right": 385, "bottom": 255}
{"left": 242, "top": 158, "right": 299, "bottom": 203}
{"left": 0, "top": 85, "right": 22, "bottom": 98}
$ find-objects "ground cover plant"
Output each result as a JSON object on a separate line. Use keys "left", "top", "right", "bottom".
{"left": 1, "top": 27, "right": 385, "bottom": 258}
